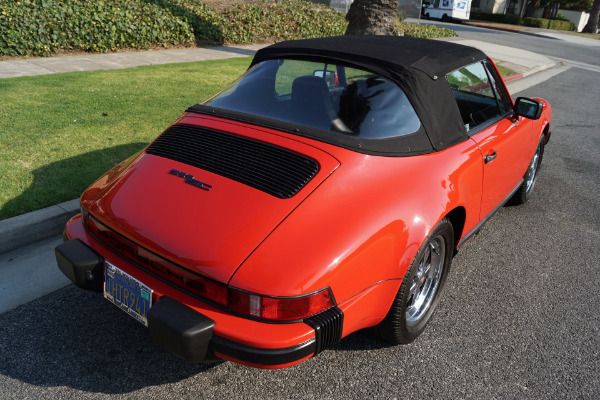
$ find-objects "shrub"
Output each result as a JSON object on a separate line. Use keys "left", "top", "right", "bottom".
{"left": 221, "top": 1, "right": 346, "bottom": 44}
{"left": 523, "top": 17, "right": 575, "bottom": 31}
{"left": 554, "top": 14, "right": 569, "bottom": 22}
{"left": 397, "top": 22, "right": 458, "bottom": 39}
{"left": 0, "top": 0, "right": 225, "bottom": 57}
{"left": 470, "top": 11, "right": 523, "bottom": 25}
{"left": 0, "top": 0, "right": 458, "bottom": 57}
{"left": 0, "top": 0, "right": 349, "bottom": 56}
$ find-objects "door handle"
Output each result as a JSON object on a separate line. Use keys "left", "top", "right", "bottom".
{"left": 485, "top": 151, "right": 497, "bottom": 164}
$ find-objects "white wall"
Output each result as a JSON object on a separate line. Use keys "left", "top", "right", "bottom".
{"left": 475, "top": 0, "right": 509, "bottom": 14}
{"left": 560, "top": 9, "right": 590, "bottom": 32}
{"left": 530, "top": 8, "right": 589, "bottom": 32}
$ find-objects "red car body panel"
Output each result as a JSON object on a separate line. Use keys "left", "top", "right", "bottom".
{"left": 231, "top": 136, "right": 485, "bottom": 299}
{"left": 56, "top": 36, "right": 553, "bottom": 369}
{"left": 65, "top": 217, "right": 316, "bottom": 348}
{"left": 81, "top": 114, "right": 340, "bottom": 284}
{"left": 471, "top": 116, "right": 533, "bottom": 218}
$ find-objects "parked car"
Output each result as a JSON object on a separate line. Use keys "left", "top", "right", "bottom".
{"left": 55, "top": 35, "right": 551, "bottom": 369}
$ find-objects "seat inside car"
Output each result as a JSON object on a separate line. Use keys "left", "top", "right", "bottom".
{"left": 291, "top": 75, "right": 337, "bottom": 130}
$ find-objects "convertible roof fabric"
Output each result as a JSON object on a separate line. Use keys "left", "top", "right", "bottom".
{"left": 251, "top": 35, "right": 486, "bottom": 81}
{"left": 252, "top": 36, "right": 487, "bottom": 155}
{"left": 190, "top": 36, "right": 489, "bottom": 156}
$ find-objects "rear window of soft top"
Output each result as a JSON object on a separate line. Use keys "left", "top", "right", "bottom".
{"left": 206, "top": 59, "right": 421, "bottom": 140}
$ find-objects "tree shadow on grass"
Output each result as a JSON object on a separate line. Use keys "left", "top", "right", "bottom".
{"left": 1, "top": 143, "right": 147, "bottom": 220}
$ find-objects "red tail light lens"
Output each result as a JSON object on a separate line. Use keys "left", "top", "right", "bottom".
{"left": 229, "top": 288, "right": 335, "bottom": 321}
{"left": 80, "top": 204, "right": 90, "bottom": 229}
{"left": 82, "top": 210, "right": 335, "bottom": 322}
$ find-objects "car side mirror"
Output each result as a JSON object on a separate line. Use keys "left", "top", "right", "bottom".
{"left": 514, "top": 97, "right": 543, "bottom": 120}
{"left": 313, "top": 70, "right": 337, "bottom": 86}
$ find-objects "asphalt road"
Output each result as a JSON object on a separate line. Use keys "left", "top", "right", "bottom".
{"left": 1, "top": 36, "right": 599, "bottom": 399}
{"left": 425, "top": 20, "right": 600, "bottom": 67}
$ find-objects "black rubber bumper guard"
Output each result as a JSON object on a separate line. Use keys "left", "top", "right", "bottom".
{"left": 55, "top": 238, "right": 344, "bottom": 366}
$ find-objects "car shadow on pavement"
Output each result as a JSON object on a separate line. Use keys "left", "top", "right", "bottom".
{"left": 1, "top": 143, "right": 147, "bottom": 220}
{"left": 0, "top": 285, "right": 221, "bottom": 394}
{"left": 0, "top": 284, "right": 396, "bottom": 393}
{"left": 331, "top": 330, "right": 396, "bottom": 352}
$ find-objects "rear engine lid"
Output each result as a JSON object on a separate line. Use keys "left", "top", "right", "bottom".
{"left": 82, "top": 116, "right": 340, "bottom": 284}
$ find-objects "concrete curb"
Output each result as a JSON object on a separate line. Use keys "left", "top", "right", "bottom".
{"left": 0, "top": 199, "right": 79, "bottom": 254}
{"left": 502, "top": 60, "right": 558, "bottom": 83}
{"left": 465, "top": 23, "right": 551, "bottom": 40}
{"left": 467, "top": 23, "right": 528, "bottom": 35}
{"left": 519, "top": 61, "right": 560, "bottom": 80}
{"left": 502, "top": 72, "right": 523, "bottom": 82}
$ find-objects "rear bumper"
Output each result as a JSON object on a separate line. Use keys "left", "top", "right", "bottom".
{"left": 55, "top": 226, "right": 342, "bottom": 369}
{"left": 146, "top": 295, "right": 318, "bottom": 366}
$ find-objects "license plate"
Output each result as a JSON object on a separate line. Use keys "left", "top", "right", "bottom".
{"left": 104, "top": 262, "right": 153, "bottom": 326}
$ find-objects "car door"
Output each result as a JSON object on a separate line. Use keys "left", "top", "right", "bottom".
{"left": 447, "top": 60, "right": 533, "bottom": 220}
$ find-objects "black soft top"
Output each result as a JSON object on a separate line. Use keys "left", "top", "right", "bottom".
{"left": 252, "top": 35, "right": 486, "bottom": 81}
{"left": 191, "top": 36, "right": 489, "bottom": 156}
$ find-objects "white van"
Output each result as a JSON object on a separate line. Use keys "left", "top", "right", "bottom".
{"left": 422, "top": 0, "right": 472, "bottom": 22}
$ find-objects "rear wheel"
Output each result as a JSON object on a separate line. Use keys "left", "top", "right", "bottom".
{"left": 510, "top": 136, "right": 544, "bottom": 205}
{"left": 374, "top": 218, "right": 454, "bottom": 344}
{"left": 441, "top": 14, "right": 450, "bottom": 22}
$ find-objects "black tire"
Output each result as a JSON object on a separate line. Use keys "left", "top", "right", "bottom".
{"left": 373, "top": 218, "right": 454, "bottom": 344}
{"left": 441, "top": 14, "right": 450, "bottom": 22}
{"left": 510, "top": 135, "right": 544, "bottom": 205}
{"left": 423, "top": 13, "right": 430, "bottom": 20}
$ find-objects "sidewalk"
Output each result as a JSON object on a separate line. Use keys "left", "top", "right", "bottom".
{"left": 0, "top": 38, "right": 558, "bottom": 255}
{"left": 0, "top": 44, "right": 265, "bottom": 79}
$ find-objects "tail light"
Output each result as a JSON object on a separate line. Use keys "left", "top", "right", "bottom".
{"left": 81, "top": 206, "right": 335, "bottom": 322}
{"left": 81, "top": 204, "right": 90, "bottom": 229}
{"left": 229, "top": 288, "right": 335, "bottom": 321}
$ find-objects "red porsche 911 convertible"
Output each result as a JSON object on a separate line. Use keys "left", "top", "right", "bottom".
{"left": 55, "top": 35, "right": 551, "bottom": 369}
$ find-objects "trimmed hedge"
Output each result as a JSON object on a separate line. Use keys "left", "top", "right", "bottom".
{"left": 0, "top": 0, "right": 459, "bottom": 57}
{"left": 523, "top": 17, "right": 575, "bottom": 31}
{"left": 221, "top": 1, "right": 346, "bottom": 44}
{"left": 0, "top": 0, "right": 225, "bottom": 56}
{"left": 470, "top": 11, "right": 575, "bottom": 32}
{"left": 470, "top": 11, "right": 523, "bottom": 25}
{"left": 0, "top": 0, "right": 347, "bottom": 56}
{"left": 397, "top": 22, "right": 458, "bottom": 39}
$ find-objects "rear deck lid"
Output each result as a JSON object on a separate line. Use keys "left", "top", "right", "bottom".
{"left": 83, "top": 116, "right": 340, "bottom": 284}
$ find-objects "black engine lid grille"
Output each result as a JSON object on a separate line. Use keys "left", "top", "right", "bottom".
{"left": 146, "top": 124, "right": 320, "bottom": 199}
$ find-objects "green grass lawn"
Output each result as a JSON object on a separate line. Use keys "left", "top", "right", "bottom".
{"left": 0, "top": 57, "right": 251, "bottom": 220}
{"left": 495, "top": 64, "right": 516, "bottom": 77}
{"left": 0, "top": 56, "right": 516, "bottom": 221}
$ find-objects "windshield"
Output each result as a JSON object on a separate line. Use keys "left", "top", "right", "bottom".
{"left": 206, "top": 59, "right": 421, "bottom": 139}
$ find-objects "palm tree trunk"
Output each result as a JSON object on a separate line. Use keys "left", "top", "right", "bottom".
{"left": 345, "top": 0, "right": 400, "bottom": 36}
{"left": 583, "top": 0, "right": 600, "bottom": 34}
